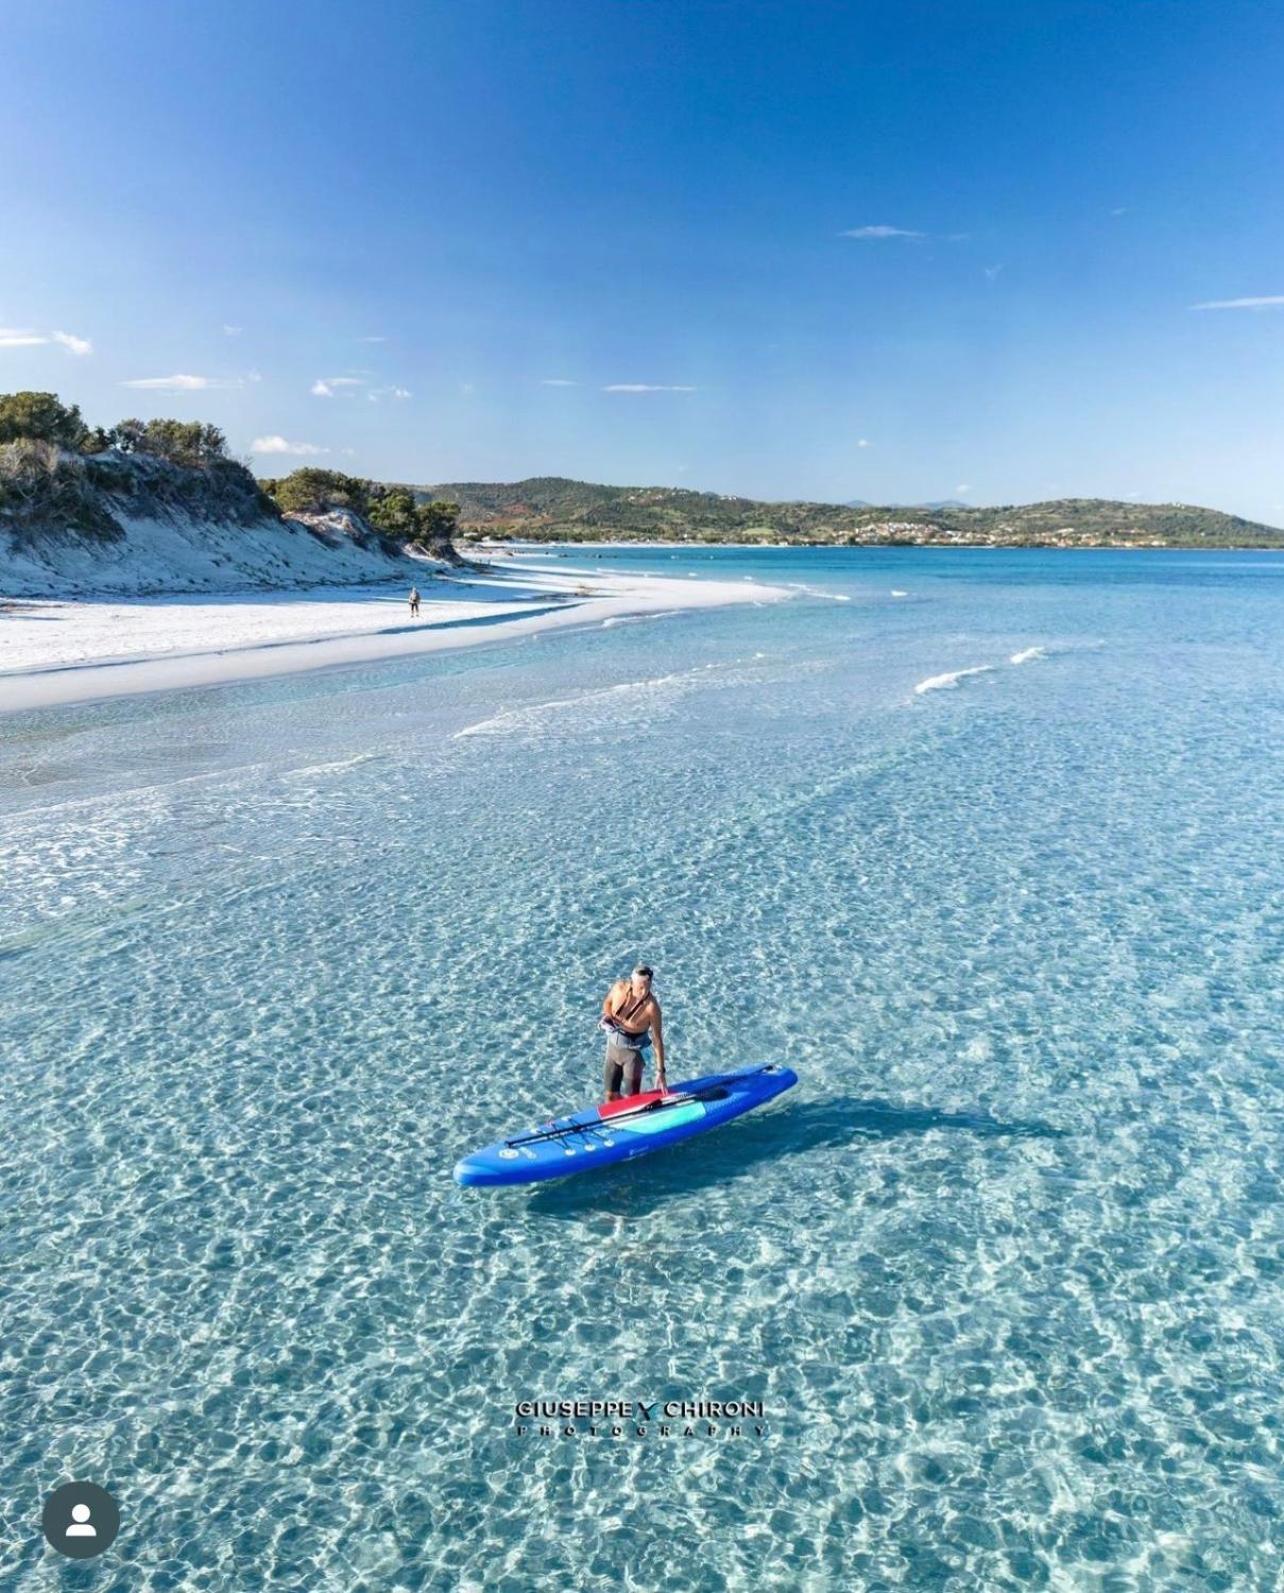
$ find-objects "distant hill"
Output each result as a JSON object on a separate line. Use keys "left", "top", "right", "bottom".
{"left": 421, "top": 476, "right": 1284, "bottom": 549}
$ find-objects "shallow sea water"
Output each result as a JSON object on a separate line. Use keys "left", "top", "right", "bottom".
{"left": 1, "top": 547, "right": 1283, "bottom": 1590}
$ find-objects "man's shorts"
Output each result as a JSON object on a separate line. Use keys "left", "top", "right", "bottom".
{"left": 603, "top": 1042, "right": 645, "bottom": 1097}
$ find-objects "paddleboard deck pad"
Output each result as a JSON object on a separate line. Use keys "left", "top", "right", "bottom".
{"left": 453, "top": 1064, "right": 798, "bottom": 1187}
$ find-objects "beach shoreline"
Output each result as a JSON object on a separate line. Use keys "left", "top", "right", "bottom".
{"left": 0, "top": 555, "right": 790, "bottom": 713}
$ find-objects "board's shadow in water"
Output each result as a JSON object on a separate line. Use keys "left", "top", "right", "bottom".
{"left": 527, "top": 1095, "right": 1063, "bottom": 1218}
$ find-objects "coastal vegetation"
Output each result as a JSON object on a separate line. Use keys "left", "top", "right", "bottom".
{"left": 0, "top": 392, "right": 272, "bottom": 541}
{"left": 258, "top": 469, "right": 461, "bottom": 558}
{"left": 0, "top": 391, "right": 459, "bottom": 563}
{"left": 424, "top": 475, "right": 1284, "bottom": 549}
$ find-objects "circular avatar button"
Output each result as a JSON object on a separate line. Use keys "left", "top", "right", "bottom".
{"left": 41, "top": 1481, "right": 120, "bottom": 1559}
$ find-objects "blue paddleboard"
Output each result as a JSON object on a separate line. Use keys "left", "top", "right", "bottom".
{"left": 453, "top": 1064, "right": 798, "bottom": 1187}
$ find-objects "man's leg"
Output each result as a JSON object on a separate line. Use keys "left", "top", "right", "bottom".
{"left": 603, "top": 1047, "right": 625, "bottom": 1102}
{"left": 621, "top": 1049, "right": 644, "bottom": 1098}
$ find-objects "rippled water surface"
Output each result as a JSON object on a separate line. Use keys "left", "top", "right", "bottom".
{"left": 2, "top": 548, "right": 1283, "bottom": 1590}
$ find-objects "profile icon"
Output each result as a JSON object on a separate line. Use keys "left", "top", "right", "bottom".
{"left": 41, "top": 1482, "right": 120, "bottom": 1559}
{"left": 66, "top": 1503, "right": 97, "bottom": 1537}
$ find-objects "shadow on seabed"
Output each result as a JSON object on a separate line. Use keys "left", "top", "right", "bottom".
{"left": 525, "top": 1093, "right": 1064, "bottom": 1219}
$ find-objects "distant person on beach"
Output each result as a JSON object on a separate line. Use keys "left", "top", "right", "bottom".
{"left": 600, "top": 964, "right": 666, "bottom": 1101}
{"left": 409, "top": 587, "right": 420, "bottom": 616}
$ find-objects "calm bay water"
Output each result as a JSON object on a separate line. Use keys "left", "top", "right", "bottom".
{"left": 2, "top": 547, "right": 1283, "bottom": 1590}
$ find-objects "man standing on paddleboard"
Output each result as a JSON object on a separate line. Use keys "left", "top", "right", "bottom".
{"left": 600, "top": 964, "right": 666, "bottom": 1102}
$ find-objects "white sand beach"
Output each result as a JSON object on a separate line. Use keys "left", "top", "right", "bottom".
{"left": 0, "top": 554, "right": 790, "bottom": 712}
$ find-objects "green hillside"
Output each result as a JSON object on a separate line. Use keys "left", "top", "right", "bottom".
{"left": 420, "top": 476, "right": 1284, "bottom": 549}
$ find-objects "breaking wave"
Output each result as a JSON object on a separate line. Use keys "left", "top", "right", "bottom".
{"left": 913, "top": 665, "right": 996, "bottom": 695}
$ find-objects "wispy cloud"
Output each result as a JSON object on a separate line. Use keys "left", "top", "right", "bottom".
{"left": 2, "top": 325, "right": 93, "bottom": 353}
{"left": 857, "top": 438, "right": 870, "bottom": 448}
{"left": 311, "top": 376, "right": 366, "bottom": 397}
{"left": 603, "top": 383, "right": 696, "bottom": 393}
{"left": 357, "top": 335, "right": 388, "bottom": 343}
{"left": 983, "top": 264, "right": 1003, "bottom": 281}
{"left": 540, "top": 378, "right": 578, "bottom": 387}
{"left": 250, "top": 435, "right": 329, "bottom": 456}
{"left": 222, "top": 324, "right": 243, "bottom": 336}
{"left": 955, "top": 483, "right": 971, "bottom": 494}
{"left": 365, "top": 385, "right": 413, "bottom": 402}
{"left": 839, "top": 225, "right": 924, "bottom": 240}
{"left": 1189, "top": 295, "right": 1284, "bottom": 311}
{"left": 51, "top": 330, "right": 93, "bottom": 356}
{"left": 121, "top": 373, "right": 242, "bottom": 390}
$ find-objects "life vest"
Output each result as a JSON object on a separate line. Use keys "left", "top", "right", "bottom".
{"left": 609, "top": 980, "right": 651, "bottom": 1035}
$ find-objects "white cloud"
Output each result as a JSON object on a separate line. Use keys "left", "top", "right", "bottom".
{"left": 223, "top": 324, "right": 243, "bottom": 336}
{"left": 357, "top": 335, "right": 388, "bottom": 343}
{"left": 603, "top": 383, "right": 696, "bottom": 393}
{"left": 51, "top": 330, "right": 93, "bottom": 356}
{"left": 984, "top": 264, "right": 1003, "bottom": 281}
{"left": 2, "top": 325, "right": 93, "bottom": 353}
{"left": 857, "top": 438, "right": 870, "bottom": 448}
{"left": 121, "top": 373, "right": 241, "bottom": 390}
{"left": 250, "top": 435, "right": 330, "bottom": 456}
{"left": 839, "top": 225, "right": 924, "bottom": 239}
{"left": 390, "top": 386, "right": 411, "bottom": 399}
{"left": 955, "top": 483, "right": 971, "bottom": 494}
{"left": 1189, "top": 295, "right": 1284, "bottom": 311}
{"left": 540, "top": 378, "right": 578, "bottom": 387}
{"left": 1111, "top": 207, "right": 1128, "bottom": 216}
{"left": 311, "top": 376, "right": 366, "bottom": 397}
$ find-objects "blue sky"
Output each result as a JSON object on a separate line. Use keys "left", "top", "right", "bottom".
{"left": 2, "top": 0, "right": 1282, "bottom": 520}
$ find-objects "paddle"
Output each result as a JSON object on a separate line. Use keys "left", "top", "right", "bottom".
{"left": 504, "top": 1064, "right": 777, "bottom": 1149}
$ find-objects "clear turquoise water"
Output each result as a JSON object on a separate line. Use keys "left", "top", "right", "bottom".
{"left": 2, "top": 548, "right": 1283, "bottom": 1590}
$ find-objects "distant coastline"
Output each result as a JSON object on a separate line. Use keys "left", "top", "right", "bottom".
{"left": 430, "top": 476, "right": 1284, "bottom": 551}
{"left": 480, "top": 535, "right": 1284, "bottom": 554}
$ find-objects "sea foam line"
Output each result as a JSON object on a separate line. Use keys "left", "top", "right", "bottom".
{"left": 786, "top": 583, "right": 852, "bottom": 602}
{"left": 1010, "top": 646, "right": 1047, "bottom": 666}
{"left": 453, "top": 671, "right": 687, "bottom": 737}
{"left": 601, "top": 609, "right": 681, "bottom": 629}
{"left": 281, "top": 752, "right": 381, "bottom": 779}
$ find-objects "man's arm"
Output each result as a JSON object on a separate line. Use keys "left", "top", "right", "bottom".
{"left": 650, "top": 1001, "right": 665, "bottom": 1079}
{"left": 602, "top": 981, "right": 624, "bottom": 1020}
